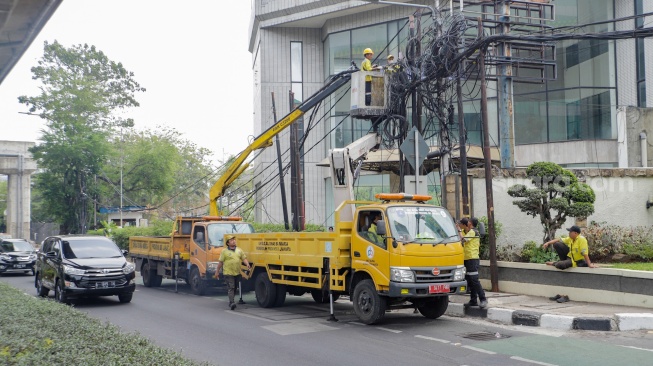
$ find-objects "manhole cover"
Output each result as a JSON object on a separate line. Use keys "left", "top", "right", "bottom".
{"left": 460, "top": 332, "right": 511, "bottom": 341}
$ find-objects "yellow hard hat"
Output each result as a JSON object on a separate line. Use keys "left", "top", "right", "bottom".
{"left": 387, "top": 54, "right": 394, "bottom": 60}
{"left": 363, "top": 48, "right": 373, "bottom": 55}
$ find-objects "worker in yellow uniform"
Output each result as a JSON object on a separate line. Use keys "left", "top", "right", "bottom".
{"left": 459, "top": 217, "right": 487, "bottom": 309}
{"left": 361, "top": 48, "right": 379, "bottom": 106}
{"left": 216, "top": 235, "right": 251, "bottom": 310}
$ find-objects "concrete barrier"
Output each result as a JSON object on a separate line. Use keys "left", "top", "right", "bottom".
{"left": 479, "top": 260, "right": 653, "bottom": 309}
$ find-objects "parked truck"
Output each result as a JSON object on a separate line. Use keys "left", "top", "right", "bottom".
{"left": 129, "top": 216, "right": 254, "bottom": 295}
{"left": 230, "top": 193, "right": 466, "bottom": 324}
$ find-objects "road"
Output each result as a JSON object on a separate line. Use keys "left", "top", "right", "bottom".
{"left": 2, "top": 273, "right": 653, "bottom": 366}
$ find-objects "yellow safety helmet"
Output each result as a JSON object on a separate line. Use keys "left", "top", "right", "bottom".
{"left": 363, "top": 48, "right": 374, "bottom": 55}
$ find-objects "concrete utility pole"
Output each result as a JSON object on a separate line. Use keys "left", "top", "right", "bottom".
{"left": 456, "top": 0, "right": 469, "bottom": 217}
{"left": 498, "top": 0, "right": 515, "bottom": 168}
{"left": 478, "top": 18, "right": 499, "bottom": 292}
{"left": 289, "top": 91, "right": 305, "bottom": 231}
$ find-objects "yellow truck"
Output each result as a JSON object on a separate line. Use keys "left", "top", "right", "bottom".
{"left": 231, "top": 193, "right": 466, "bottom": 324}
{"left": 129, "top": 216, "right": 254, "bottom": 295}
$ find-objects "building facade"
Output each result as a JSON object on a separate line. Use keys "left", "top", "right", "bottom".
{"left": 248, "top": 0, "right": 653, "bottom": 234}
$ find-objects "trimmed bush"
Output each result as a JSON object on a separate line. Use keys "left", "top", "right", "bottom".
{"left": 0, "top": 283, "right": 207, "bottom": 366}
{"left": 583, "top": 222, "right": 653, "bottom": 262}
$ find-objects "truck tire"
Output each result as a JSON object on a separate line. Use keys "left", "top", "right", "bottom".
{"left": 142, "top": 262, "right": 162, "bottom": 287}
{"left": 311, "top": 289, "right": 340, "bottom": 304}
{"left": 255, "top": 272, "right": 277, "bottom": 308}
{"left": 274, "top": 284, "right": 287, "bottom": 307}
{"left": 118, "top": 293, "right": 133, "bottom": 303}
{"left": 417, "top": 296, "right": 449, "bottom": 319}
{"left": 190, "top": 267, "right": 206, "bottom": 296}
{"left": 353, "top": 279, "right": 386, "bottom": 324}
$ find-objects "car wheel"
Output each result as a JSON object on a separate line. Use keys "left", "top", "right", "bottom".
{"left": 35, "top": 274, "right": 49, "bottom": 297}
{"left": 118, "top": 293, "right": 133, "bottom": 303}
{"left": 54, "top": 279, "right": 69, "bottom": 304}
{"left": 353, "top": 279, "right": 386, "bottom": 324}
{"left": 190, "top": 267, "right": 206, "bottom": 296}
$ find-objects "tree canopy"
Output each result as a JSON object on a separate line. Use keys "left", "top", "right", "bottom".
{"left": 507, "top": 161, "right": 595, "bottom": 242}
{"left": 20, "top": 41, "right": 145, "bottom": 234}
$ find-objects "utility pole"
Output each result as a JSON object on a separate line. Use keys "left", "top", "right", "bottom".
{"left": 271, "top": 92, "right": 290, "bottom": 230}
{"left": 456, "top": 0, "right": 469, "bottom": 217}
{"left": 498, "top": 0, "right": 515, "bottom": 168}
{"left": 478, "top": 18, "right": 499, "bottom": 292}
{"left": 289, "top": 91, "right": 305, "bottom": 231}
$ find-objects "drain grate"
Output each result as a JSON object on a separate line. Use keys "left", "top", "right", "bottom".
{"left": 460, "top": 331, "right": 511, "bottom": 341}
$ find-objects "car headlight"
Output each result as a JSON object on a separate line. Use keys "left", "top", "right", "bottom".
{"left": 63, "top": 265, "right": 85, "bottom": 275}
{"left": 453, "top": 266, "right": 466, "bottom": 281}
{"left": 0, "top": 254, "right": 10, "bottom": 262}
{"left": 28, "top": 254, "right": 37, "bottom": 261}
{"left": 390, "top": 267, "right": 415, "bottom": 283}
{"left": 123, "top": 262, "right": 135, "bottom": 274}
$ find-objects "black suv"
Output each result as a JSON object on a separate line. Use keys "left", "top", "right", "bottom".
{"left": 35, "top": 235, "right": 136, "bottom": 304}
{"left": 0, "top": 239, "right": 37, "bottom": 275}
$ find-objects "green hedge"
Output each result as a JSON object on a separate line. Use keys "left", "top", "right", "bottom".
{"left": 0, "top": 283, "right": 207, "bottom": 366}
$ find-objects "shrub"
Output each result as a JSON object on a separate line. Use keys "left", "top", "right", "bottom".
{"left": 87, "top": 219, "right": 174, "bottom": 250}
{"left": 0, "top": 282, "right": 207, "bottom": 366}
{"left": 584, "top": 222, "right": 653, "bottom": 262}
{"left": 477, "top": 216, "right": 503, "bottom": 260}
{"left": 520, "top": 240, "right": 558, "bottom": 263}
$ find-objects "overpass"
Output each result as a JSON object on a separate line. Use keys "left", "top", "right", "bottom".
{"left": 1, "top": 141, "right": 36, "bottom": 239}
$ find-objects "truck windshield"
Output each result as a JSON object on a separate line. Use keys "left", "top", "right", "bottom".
{"left": 207, "top": 223, "right": 255, "bottom": 247}
{"left": 386, "top": 206, "right": 458, "bottom": 244}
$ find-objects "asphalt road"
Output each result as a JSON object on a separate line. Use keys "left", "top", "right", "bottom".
{"left": 3, "top": 272, "right": 653, "bottom": 366}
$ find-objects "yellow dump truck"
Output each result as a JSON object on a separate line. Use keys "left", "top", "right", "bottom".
{"left": 129, "top": 216, "right": 254, "bottom": 295}
{"left": 230, "top": 193, "right": 466, "bottom": 324}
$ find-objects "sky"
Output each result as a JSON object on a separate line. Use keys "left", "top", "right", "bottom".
{"left": 0, "top": 0, "right": 254, "bottom": 164}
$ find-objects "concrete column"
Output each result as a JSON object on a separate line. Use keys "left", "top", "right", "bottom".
{"left": 7, "top": 172, "right": 31, "bottom": 240}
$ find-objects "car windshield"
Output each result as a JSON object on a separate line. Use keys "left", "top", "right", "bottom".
{"left": 207, "top": 223, "right": 255, "bottom": 247}
{"left": 386, "top": 206, "right": 458, "bottom": 244}
{"left": 1, "top": 241, "right": 33, "bottom": 252}
{"left": 61, "top": 239, "right": 123, "bottom": 259}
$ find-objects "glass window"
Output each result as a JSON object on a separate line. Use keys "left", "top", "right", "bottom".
{"left": 327, "top": 31, "right": 351, "bottom": 76}
{"left": 291, "top": 42, "right": 302, "bottom": 82}
{"left": 61, "top": 239, "right": 122, "bottom": 259}
{"left": 638, "top": 81, "right": 647, "bottom": 108}
{"left": 352, "top": 24, "right": 388, "bottom": 66}
{"left": 635, "top": 0, "right": 644, "bottom": 29}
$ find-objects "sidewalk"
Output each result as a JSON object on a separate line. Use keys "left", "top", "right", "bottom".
{"left": 447, "top": 292, "right": 653, "bottom": 331}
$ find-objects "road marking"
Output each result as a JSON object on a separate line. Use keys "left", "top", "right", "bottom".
{"left": 377, "top": 327, "right": 402, "bottom": 333}
{"left": 461, "top": 345, "right": 496, "bottom": 354}
{"left": 227, "top": 310, "right": 277, "bottom": 322}
{"left": 415, "top": 335, "right": 450, "bottom": 343}
{"left": 510, "top": 356, "right": 558, "bottom": 366}
{"left": 618, "top": 345, "right": 653, "bottom": 353}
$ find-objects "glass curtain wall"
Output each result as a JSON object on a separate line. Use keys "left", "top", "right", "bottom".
{"left": 513, "top": 0, "right": 616, "bottom": 144}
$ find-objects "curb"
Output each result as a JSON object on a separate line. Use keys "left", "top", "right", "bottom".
{"left": 445, "top": 305, "right": 651, "bottom": 331}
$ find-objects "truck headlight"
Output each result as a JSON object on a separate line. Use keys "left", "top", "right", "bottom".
{"left": 207, "top": 262, "right": 219, "bottom": 272}
{"left": 453, "top": 267, "right": 466, "bottom": 281}
{"left": 390, "top": 267, "right": 415, "bottom": 283}
{"left": 63, "top": 265, "right": 85, "bottom": 275}
{"left": 122, "top": 262, "right": 135, "bottom": 274}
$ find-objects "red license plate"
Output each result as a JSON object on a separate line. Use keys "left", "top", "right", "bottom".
{"left": 428, "top": 284, "right": 450, "bottom": 294}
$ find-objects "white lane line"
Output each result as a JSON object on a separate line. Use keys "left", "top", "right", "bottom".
{"left": 618, "top": 345, "right": 653, "bottom": 352}
{"left": 377, "top": 327, "right": 402, "bottom": 333}
{"left": 461, "top": 345, "right": 496, "bottom": 354}
{"left": 415, "top": 335, "right": 450, "bottom": 344}
{"left": 510, "top": 356, "right": 558, "bottom": 366}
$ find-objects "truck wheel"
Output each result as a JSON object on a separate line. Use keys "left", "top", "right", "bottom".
{"left": 417, "top": 296, "right": 449, "bottom": 319}
{"left": 35, "top": 274, "right": 49, "bottom": 297}
{"left": 255, "top": 272, "right": 277, "bottom": 308}
{"left": 55, "top": 279, "right": 69, "bottom": 304}
{"left": 190, "top": 268, "right": 206, "bottom": 296}
{"left": 274, "top": 284, "right": 287, "bottom": 307}
{"left": 142, "top": 262, "right": 162, "bottom": 287}
{"left": 353, "top": 279, "right": 386, "bottom": 324}
{"left": 311, "top": 289, "right": 340, "bottom": 303}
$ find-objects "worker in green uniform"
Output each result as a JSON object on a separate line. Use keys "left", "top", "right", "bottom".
{"left": 459, "top": 217, "right": 488, "bottom": 309}
{"left": 216, "top": 235, "right": 251, "bottom": 310}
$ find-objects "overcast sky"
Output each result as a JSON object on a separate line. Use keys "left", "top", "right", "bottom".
{"left": 0, "top": 0, "right": 254, "bottom": 164}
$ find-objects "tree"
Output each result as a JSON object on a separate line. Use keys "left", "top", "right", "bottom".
{"left": 19, "top": 41, "right": 145, "bottom": 234}
{"left": 99, "top": 126, "right": 214, "bottom": 220}
{"left": 507, "top": 161, "right": 595, "bottom": 242}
